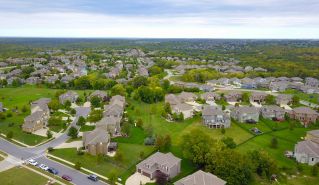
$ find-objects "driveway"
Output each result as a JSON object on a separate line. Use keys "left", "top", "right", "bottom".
{"left": 126, "top": 172, "right": 154, "bottom": 185}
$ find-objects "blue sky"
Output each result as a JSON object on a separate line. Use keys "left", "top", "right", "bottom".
{"left": 0, "top": 0, "right": 318, "bottom": 38}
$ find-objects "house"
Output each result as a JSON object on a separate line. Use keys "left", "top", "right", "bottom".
{"left": 26, "top": 76, "right": 41, "bottom": 85}
{"left": 103, "top": 103, "right": 124, "bottom": 119}
{"left": 136, "top": 152, "right": 181, "bottom": 180}
{"left": 289, "top": 107, "right": 318, "bottom": 127}
{"left": 225, "top": 92, "right": 242, "bottom": 102}
{"left": 241, "top": 78, "right": 257, "bottom": 89}
{"left": 250, "top": 92, "right": 268, "bottom": 104}
{"left": 175, "top": 170, "right": 226, "bottom": 185}
{"left": 305, "top": 77, "right": 319, "bottom": 88}
{"left": 138, "top": 67, "right": 149, "bottom": 77}
{"left": 172, "top": 103, "right": 194, "bottom": 119}
{"left": 165, "top": 94, "right": 180, "bottom": 106}
{"left": 31, "top": 98, "right": 51, "bottom": 114}
{"left": 178, "top": 92, "right": 197, "bottom": 103}
{"left": 231, "top": 106, "right": 260, "bottom": 123}
{"left": 202, "top": 106, "right": 231, "bottom": 128}
{"left": 59, "top": 91, "right": 79, "bottom": 104}
{"left": 201, "top": 92, "right": 220, "bottom": 102}
{"left": 83, "top": 128, "right": 110, "bottom": 155}
{"left": 294, "top": 130, "right": 319, "bottom": 165}
{"left": 22, "top": 111, "right": 48, "bottom": 133}
{"left": 261, "top": 105, "right": 285, "bottom": 120}
{"left": 110, "top": 95, "right": 125, "bottom": 106}
{"left": 199, "top": 85, "right": 214, "bottom": 92}
{"left": 269, "top": 81, "right": 288, "bottom": 92}
{"left": 276, "top": 94, "right": 292, "bottom": 105}
{"left": 89, "top": 90, "right": 108, "bottom": 101}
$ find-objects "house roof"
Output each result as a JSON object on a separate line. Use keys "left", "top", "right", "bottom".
{"left": 295, "top": 140, "right": 319, "bottom": 157}
{"left": 137, "top": 152, "right": 181, "bottom": 169}
{"left": 173, "top": 103, "right": 193, "bottom": 111}
{"left": 202, "top": 106, "right": 224, "bottom": 116}
{"left": 89, "top": 90, "right": 108, "bottom": 99}
{"left": 83, "top": 128, "right": 110, "bottom": 145}
{"left": 293, "top": 107, "right": 318, "bottom": 115}
{"left": 175, "top": 170, "right": 226, "bottom": 185}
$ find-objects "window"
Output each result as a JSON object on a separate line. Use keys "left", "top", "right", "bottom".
{"left": 312, "top": 158, "right": 314, "bottom": 161}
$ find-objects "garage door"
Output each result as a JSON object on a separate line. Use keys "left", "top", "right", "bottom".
{"left": 142, "top": 171, "right": 151, "bottom": 178}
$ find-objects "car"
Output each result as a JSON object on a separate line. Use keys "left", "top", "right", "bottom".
{"left": 28, "top": 159, "right": 38, "bottom": 166}
{"left": 245, "top": 119, "right": 257, "bottom": 124}
{"left": 48, "top": 167, "right": 59, "bottom": 175}
{"left": 62, "top": 175, "right": 72, "bottom": 181}
{"left": 38, "top": 164, "right": 49, "bottom": 171}
{"left": 88, "top": 174, "right": 98, "bottom": 182}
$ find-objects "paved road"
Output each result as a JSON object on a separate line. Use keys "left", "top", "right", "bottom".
{"left": 0, "top": 115, "right": 107, "bottom": 185}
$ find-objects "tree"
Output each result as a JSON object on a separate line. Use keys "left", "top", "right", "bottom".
{"left": 6, "top": 131, "right": 13, "bottom": 139}
{"left": 46, "top": 130, "right": 53, "bottom": 139}
{"left": 21, "top": 105, "right": 28, "bottom": 113}
{"left": 88, "top": 110, "right": 103, "bottom": 123}
{"left": 164, "top": 103, "right": 171, "bottom": 114}
{"left": 77, "top": 116, "right": 86, "bottom": 126}
{"left": 131, "top": 76, "right": 148, "bottom": 88}
{"left": 205, "top": 149, "right": 252, "bottom": 185}
{"left": 74, "top": 162, "right": 81, "bottom": 170}
{"left": 139, "top": 151, "right": 145, "bottom": 159}
{"left": 180, "top": 129, "right": 215, "bottom": 165}
{"left": 90, "top": 96, "right": 102, "bottom": 108}
{"left": 48, "top": 99, "right": 60, "bottom": 111}
{"left": 248, "top": 150, "right": 278, "bottom": 178}
{"left": 111, "top": 84, "right": 126, "bottom": 96}
{"left": 68, "top": 126, "right": 78, "bottom": 139}
{"left": 221, "top": 127, "right": 226, "bottom": 135}
{"left": 222, "top": 137, "right": 237, "bottom": 149}
{"left": 270, "top": 137, "right": 278, "bottom": 149}
{"left": 64, "top": 100, "right": 71, "bottom": 108}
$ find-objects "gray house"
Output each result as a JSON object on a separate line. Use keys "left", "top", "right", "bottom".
{"left": 276, "top": 94, "right": 292, "bottom": 105}
{"left": 200, "top": 92, "right": 220, "bottom": 102}
{"left": 175, "top": 170, "right": 226, "bottom": 185}
{"left": 89, "top": 90, "right": 108, "bottom": 101}
{"left": 83, "top": 128, "right": 110, "bottom": 156}
{"left": 59, "top": 91, "right": 79, "bottom": 104}
{"left": 0, "top": 102, "right": 3, "bottom": 112}
{"left": 261, "top": 105, "right": 285, "bottom": 120}
{"left": 136, "top": 152, "right": 181, "bottom": 180}
{"left": 294, "top": 130, "right": 319, "bottom": 165}
{"left": 202, "top": 106, "right": 230, "bottom": 128}
{"left": 231, "top": 106, "right": 260, "bottom": 123}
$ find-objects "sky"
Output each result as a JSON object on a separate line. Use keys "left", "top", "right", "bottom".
{"left": 0, "top": 0, "right": 319, "bottom": 38}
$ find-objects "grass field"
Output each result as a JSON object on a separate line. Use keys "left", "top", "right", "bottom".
{"left": 0, "top": 86, "right": 91, "bottom": 145}
{"left": 0, "top": 167, "right": 51, "bottom": 185}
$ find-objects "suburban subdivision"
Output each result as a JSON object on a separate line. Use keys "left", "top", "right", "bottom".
{"left": 0, "top": 39, "right": 319, "bottom": 185}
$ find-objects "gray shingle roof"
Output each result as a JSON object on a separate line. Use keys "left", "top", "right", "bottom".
{"left": 175, "top": 170, "right": 226, "bottom": 185}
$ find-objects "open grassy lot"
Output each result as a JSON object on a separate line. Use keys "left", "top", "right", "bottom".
{"left": 0, "top": 86, "right": 91, "bottom": 145}
{"left": 0, "top": 166, "right": 51, "bottom": 185}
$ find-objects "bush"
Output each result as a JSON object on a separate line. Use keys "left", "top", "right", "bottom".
{"left": 6, "top": 112, "right": 12, "bottom": 117}
{"left": 47, "top": 130, "right": 53, "bottom": 139}
{"left": 8, "top": 122, "right": 14, "bottom": 127}
{"left": 74, "top": 162, "right": 81, "bottom": 170}
{"left": 68, "top": 126, "right": 78, "bottom": 139}
{"left": 0, "top": 112, "right": 6, "bottom": 120}
{"left": 6, "top": 131, "right": 13, "bottom": 139}
{"left": 77, "top": 149, "right": 84, "bottom": 156}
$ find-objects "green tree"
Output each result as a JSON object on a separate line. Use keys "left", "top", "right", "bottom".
{"left": 121, "top": 122, "right": 131, "bottom": 136}
{"left": 77, "top": 116, "right": 86, "bottom": 126}
{"left": 68, "top": 126, "right": 78, "bottom": 139}
{"left": 248, "top": 150, "right": 278, "bottom": 178}
{"left": 74, "top": 162, "right": 81, "bottom": 170}
{"left": 265, "top": 95, "right": 276, "bottom": 105}
{"left": 222, "top": 137, "right": 237, "bottom": 149}
{"left": 6, "top": 131, "right": 13, "bottom": 139}
{"left": 292, "top": 95, "right": 300, "bottom": 106}
{"left": 111, "top": 84, "right": 126, "bottom": 96}
{"left": 90, "top": 96, "right": 102, "bottom": 108}
{"left": 108, "top": 171, "right": 118, "bottom": 185}
{"left": 136, "top": 118, "right": 143, "bottom": 127}
{"left": 46, "top": 130, "right": 53, "bottom": 139}
{"left": 242, "top": 92, "right": 250, "bottom": 103}
{"left": 270, "top": 137, "right": 278, "bottom": 149}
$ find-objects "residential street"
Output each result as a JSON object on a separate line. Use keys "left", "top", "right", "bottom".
{"left": 0, "top": 115, "right": 107, "bottom": 185}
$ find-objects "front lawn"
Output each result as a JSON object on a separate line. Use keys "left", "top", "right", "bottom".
{"left": 50, "top": 143, "right": 155, "bottom": 180}
{"left": 0, "top": 166, "right": 50, "bottom": 185}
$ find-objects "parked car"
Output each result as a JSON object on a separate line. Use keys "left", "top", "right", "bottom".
{"left": 48, "top": 167, "right": 59, "bottom": 175}
{"left": 62, "top": 175, "right": 72, "bottom": 181}
{"left": 88, "top": 174, "right": 98, "bottom": 182}
{"left": 28, "top": 159, "right": 38, "bottom": 166}
{"left": 38, "top": 164, "right": 49, "bottom": 171}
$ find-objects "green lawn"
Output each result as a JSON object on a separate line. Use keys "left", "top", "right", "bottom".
{"left": 284, "top": 89, "right": 319, "bottom": 104}
{"left": 50, "top": 143, "right": 155, "bottom": 180}
{"left": 0, "top": 167, "right": 50, "bottom": 185}
{"left": 0, "top": 86, "right": 90, "bottom": 145}
{"left": 79, "top": 125, "right": 95, "bottom": 132}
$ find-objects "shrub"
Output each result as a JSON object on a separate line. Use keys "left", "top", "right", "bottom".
{"left": 6, "top": 131, "right": 13, "bottom": 139}
{"left": 74, "top": 162, "right": 81, "bottom": 170}
{"left": 48, "top": 147, "right": 54, "bottom": 152}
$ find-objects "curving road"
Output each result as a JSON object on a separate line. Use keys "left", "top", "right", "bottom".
{"left": 0, "top": 115, "right": 107, "bottom": 185}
